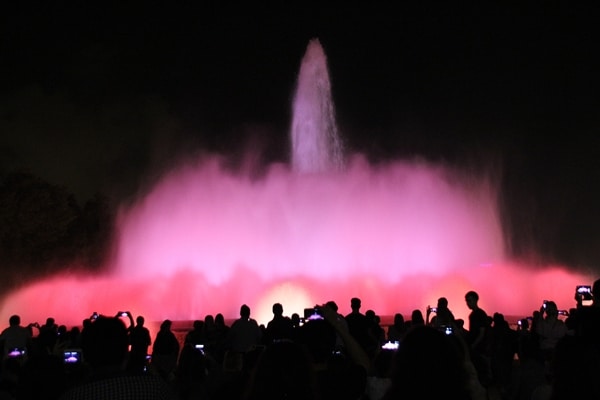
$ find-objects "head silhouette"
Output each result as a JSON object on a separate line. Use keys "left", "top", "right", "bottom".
{"left": 9, "top": 315, "right": 20, "bottom": 326}
{"left": 272, "top": 303, "right": 283, "bottom": 316}
{"left": 437, "top": 297, "right": 449, "bottom": 309}
{"left": 241, "top": 304, "right": 251, "bottom": 319}
{"left": 83, "top": 316, "right": 129, "bottom": 370}
{"left": 350, "top": 297, "right": 361, "bottom": 311}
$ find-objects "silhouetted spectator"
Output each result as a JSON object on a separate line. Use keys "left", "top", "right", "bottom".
{"left": 241, "top": 340, "right": 319, "bottom": 400}
{"left": 427, "top": 297, "right": 456, "bottom": 330}
{"left": 365, "top": 309, "right": 385, "bottom": 356}
{"left": 567, "top": 278, "right": 600, "bottom": 341}
{"left": 16, "top": 351, "right": 67, "bottom": 400}
{"left": 291, "top": 313, "right": 301, "bottom": 329}
{"left": 209, "top": 313, "right": 230, "bottom": 367}
{"left": 366, "top": 346, "right": 394, "bottom": 400}
{"left": 59, "top": 315, "right": 177, "bottom": 399}
{"left": 127, "top": 315, "right": 152, "bottom": 374}
{"left": 387, "top": 313, "right": 407, "bottom": 342}
{"left": 203, "top": 314, "right": 219, "bottom": 350}
{"left": 407, "top": 308, "right": 425, "bottom": 329}
{"left": 227, "top": 304, "right": 262, "bottom": 354}
{"left": 175, "top": 342, "right": 209, "bottom": 400}
{"left": 0, "top": 315, "right": 33, "bottom": 362}
{"left": 37, "top": 317, "right": 58, "bottom": 354}
{"left": 325, "top": 300, "right": 349, "bottom": 352}
{"left": 184, "top": 320, "right": 205, "bottom": 347}
{"left": 537, "top": 334, "right": 600, "bottom": 400}
{"left": 508, "top": 333, "right": 547, "bottom": 400}
{"left": 302, "top": 304, "right": 370, "bottom": 400}
{"left": 152, "top": 319, "right": 180, "bottom": 383}
{"left": 489, "top": 312, "right": 518, "bottom": 396}
{"left": 465, "top": 290, "right": 492, "bottom": 386}
{"left": 264, "top": 303, "right": 294, "bottom": 344}
{"left": 67, "top": 326, "right": 82, "bottom": 349}
{"left": 345, "top": 297, "right": 371, "bottom": 354}
{"left": 534, "top": 300, "right": 567, "bottom": 363}
{"left": 382, "top": 325, "right": 476, "bottom": 400}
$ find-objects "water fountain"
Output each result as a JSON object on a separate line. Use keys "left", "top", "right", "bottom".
{"left": 0, "top": 39, "right": 591, "bottom": 331}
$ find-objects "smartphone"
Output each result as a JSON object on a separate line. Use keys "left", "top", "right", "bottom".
{"left": 577, "top": 285, "right": 592, "bottom": 295}
{"left": 63, "top": 349, "right": 82, "bottom": 364}
{"left": 303, "top": 307, "right": 324, "bottom": 321}
{"left": 194, "top": 344, "right": 205, "bottom": 354}
{"left": 576, "top": 285, "right": 594, "bottom": 305}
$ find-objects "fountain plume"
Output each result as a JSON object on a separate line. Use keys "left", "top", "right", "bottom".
{"left": 0, "top": 38, "right": 592, "bottom": 330}
{"left": 291, "top": 38, "right": 344, "bottom": 173}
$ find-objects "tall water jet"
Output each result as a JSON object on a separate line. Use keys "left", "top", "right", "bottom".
{"left": 291, "top": 38, "right": 344, "bottom": 173}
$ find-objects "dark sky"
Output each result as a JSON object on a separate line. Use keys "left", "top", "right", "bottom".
{"left": 1, "top": 3, "right": 599, "bottom": 270}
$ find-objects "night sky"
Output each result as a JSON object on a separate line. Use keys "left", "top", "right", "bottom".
{"left": 1, "top": 3, "right": 599, "bottom": 273}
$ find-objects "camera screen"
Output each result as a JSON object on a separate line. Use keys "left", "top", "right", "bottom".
{"left": 381, "top": 341, "right": 400, "bottom": 351}
{"left": 7, "top": 348, "right": 25, "bottom": 358}
{"left": 576, "top": 285, "right": 594, "bottom": 304}
{"left": 303, "top": 307, "right": 324, "bottom": 321}
{"left": 63, "top": 350, "right": 82, "bottom": 364}
{"left": 577, "top": 285, "right": 592, "bottom": 294}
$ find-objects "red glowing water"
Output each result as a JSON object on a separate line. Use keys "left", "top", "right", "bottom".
{"left": 0, "top": 154, "right": 592, "bottom": 337}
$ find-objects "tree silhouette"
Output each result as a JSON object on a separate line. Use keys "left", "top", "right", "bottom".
{"left": 0, "top": 171, "right": 114, "bottom": 290}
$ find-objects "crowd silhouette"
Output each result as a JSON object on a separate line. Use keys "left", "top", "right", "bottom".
{"left": 0, "top": 280, "right": 599, "bottom": 399}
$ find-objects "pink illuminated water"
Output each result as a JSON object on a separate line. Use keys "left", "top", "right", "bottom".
{"left": 0, "top": 39, "right": 593, "bottom": 338}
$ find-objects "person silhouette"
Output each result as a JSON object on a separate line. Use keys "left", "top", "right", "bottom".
{"left": 151, "top": 319, "right": 180, "bottom": 383}
{"left": 381, "top": 325, "right": 475, "bottom": 400}
{"left": 184, "top": 320, "right": 205, "bottom": 347}
{"left": 465, "top": 290, "right": 492, "bottom": 386}
{"left": 568, "top": 278, "right": 600, "bottom": 341}
{"left": 264, "top": 303, "right": 294, "bottom": 344}
{"left": 210, "top": 313, "right": 230, "bottom": 366}
{"left": 241, "top": 339, "right": 319, "bottom": 400}
{"left": 534, "top": 300, "right": 567, "bottom": 362}
{"left": 325, "top": 300, "right": 349, "bottom": 352}
{"left": 37, "top": 317, "right": 58, "bottom": 354}
{"left": 127, "top": 315, "right": 152, "bottom": 374}
{"left": 0, "top": 314, "right": 34, "bottom": 362}
{"left": 345, "top": 297, "right": 370, "bottom": 353}
{"left": 227, "top": 304, "right": 262, "bottom": 353}
{"left": 58, "top": 315, "right": 177, "bottom": 399}
{"left": 387, "top": 313, "right": 407, "bottom": 343}
{"left": 407, "top": 309, "right": 425, "bottom": 329}
{"left": 427, "top": 297, "right": 456, "bottom": 330}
